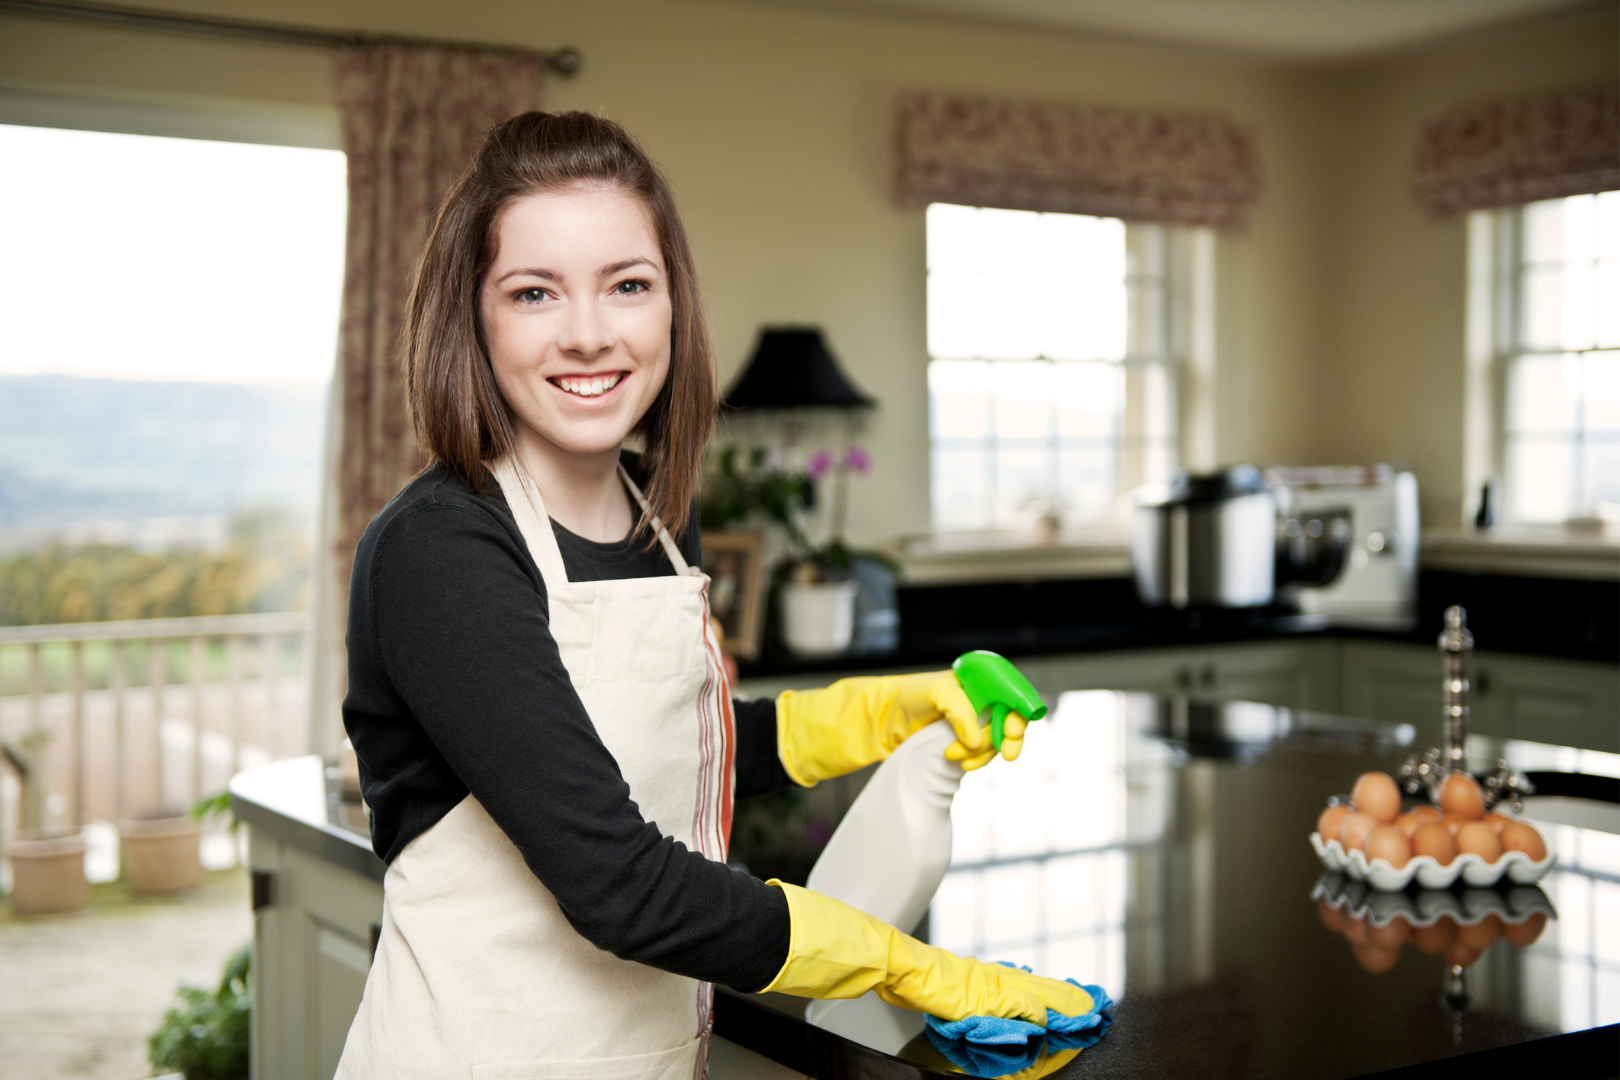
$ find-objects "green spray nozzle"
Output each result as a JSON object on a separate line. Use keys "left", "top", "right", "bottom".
{"left": 951, "top": 650, "right": 1048, "bottom": 753}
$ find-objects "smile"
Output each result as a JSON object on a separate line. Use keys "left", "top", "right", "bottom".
{"left": 549, "top": 372, "right": 626, "bottom": 398}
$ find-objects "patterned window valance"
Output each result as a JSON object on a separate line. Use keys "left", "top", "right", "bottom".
{"left": 894, "top": 90, "right": 1262, "bottom": 230}
{"left": 1412, "top": 85, "right": 1620, "bottom": 218}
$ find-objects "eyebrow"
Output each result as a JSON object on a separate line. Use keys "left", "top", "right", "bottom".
{"left": 496, "top": 257, "right": 659, "bottom": 285}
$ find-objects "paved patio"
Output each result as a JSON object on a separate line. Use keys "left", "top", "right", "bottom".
{"left": 0, "top": 867, "right": 251, "bottom": 1080}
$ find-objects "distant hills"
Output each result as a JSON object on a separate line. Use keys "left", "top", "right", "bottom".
{"left": 0, "top": 375, "right": 327, "bottom": 549}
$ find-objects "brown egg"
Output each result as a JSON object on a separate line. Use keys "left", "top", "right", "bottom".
{"left": 1395, "top": 811, "right": 1426, "bottom": 837}
{"left": 1364, "top": 825, "right": 1413, "bottom": 869}
{"left": 1354, "top": 942, "right": 1401, "bottom": 973}
{"left": 1457, "top": 914, "right": 1503, "bottom": 950}
{"left": 1439, "top": 772, "right": 1486, "bottom": 820}
{"left": 1411, "top": 822, "right": 1458, "bottom": 865}
{"left": 1439, "top": 812, "right": 1472, "bottom": 836}
{"left": 1457, "top": 821, "right": 1503, "bottom": 862}
{"left": 1317, "top": 897, "right": 1343, "bottom": 932}
{"left": 1339, "top": 811, "right": 1380, "bottom": 851}
{"left": 1502, "top": 913, "right": 1548, "bottom": 947}
{"left": 1412, "top": 919, "right": 1457, "bottom": 955}
{"left": 1367, "top": 916, "right": 1411, "bottom": 949}
{"left": 1342, "top": 914, "right": 1369, "bottom": 945}
{"left": 1318, "top": 803, "right": 1351, "bottom": 840}
{"left": 1442, "top": 940, "right": 1484, "bottom": 968}
{"left": 1483, "top": 812, "right": 1515, "bottom": 834}
{"left": 1500, "top": 821, "right": 1547, "bottom": 861}
{"left": 1352, "top": 772, "right": 1402, "bottom": 823}
{"left": 1410, "top": 804, "right": 1444, "bottom": 823}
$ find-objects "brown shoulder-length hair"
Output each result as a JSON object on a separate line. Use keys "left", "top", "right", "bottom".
{"left": 405, "top": 110, "right": 715, "bottom": 542}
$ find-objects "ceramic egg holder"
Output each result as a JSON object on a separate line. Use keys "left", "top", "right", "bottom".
{"left": 1311, "top": 872, "right": 1556, "bottom": 933}
{"left": 1310, "top": 606, "right": 1554, "bottom": 891}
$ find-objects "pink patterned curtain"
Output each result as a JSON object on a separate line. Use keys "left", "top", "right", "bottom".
{"left": 332, "top": 44, "right": 540, "bottom": 605}
{"left": 895, "top": 90, "right": 1262, "bottom": 230}
{"left": 1412, "top": 85, "right": 1620, "bottom": 218}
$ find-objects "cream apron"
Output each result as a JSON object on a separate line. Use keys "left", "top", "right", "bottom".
{"left": 335, "top": 457, "right": 735, "bottom": 1080}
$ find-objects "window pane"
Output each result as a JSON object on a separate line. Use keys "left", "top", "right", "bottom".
{"left": 1586, "top": 437, "right": 1620, "bottom": 508}
{"left": 1585, "top": 353, "right": 1620, "bottom": 432}
{"left": 926, "top": 203, "right": 1125, "bottom": 362}
{"left": 993, "top": 444, "right": 1051, "bottom": 526}
{"left": 929, "top": 359, "right": 991, "bottom": 439}
{"left": 1521, "top": 265, "right": 1567, "bottom": 352}
{"left": 1058, "top": 446, "right": 1115, "bottom": 523}
{"left": 1598, "top": 259, "right": 1620, "bottom": 349}
{"left": 1524, "top": 197, "right": 1566, "bottom": 264}
{"left": 1506, "top": 437, "right": 1573, "bottom": 521}
{"left": 931, "top": 444, "right": 991, "bottom": 531}
{"left": 1054, "top": 363, "right": 1119, "bottom": 439}
{"left": 990, "top": 361, "right": 1055, "bottom": 440}
{"left": 1507, "top": 353, "right": 1579, "bottom": 435}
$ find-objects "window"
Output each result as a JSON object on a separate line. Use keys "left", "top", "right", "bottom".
{"left": 926, "top": 204, "right": 1193, "bottom": 533}
{"left": 0, "top": 123, "right": 346, "bottom": 561}
{"left": 1492, "top": 191, "right": 1620, "bottom": 522}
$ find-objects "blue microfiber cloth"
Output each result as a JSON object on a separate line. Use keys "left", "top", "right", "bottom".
{"left": 925, "top": 965, "right": 1114, "bottom": 1047}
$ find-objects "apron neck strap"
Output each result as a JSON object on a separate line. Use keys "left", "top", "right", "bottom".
{"left": 616, "top": 463, "right": 692, "bottom": 575}
{"left": 491, "top": 456, "right": 693, "bottom": 582}
{"left": 491, "top": 457, "right": 571, "bottom": 585}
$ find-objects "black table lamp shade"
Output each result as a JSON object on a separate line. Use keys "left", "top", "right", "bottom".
{"left": 723, "top": 327, "right": 874, "bottom": 410}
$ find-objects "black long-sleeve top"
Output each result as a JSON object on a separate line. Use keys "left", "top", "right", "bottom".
{"left": 342, "top": 459, "right": 793, "bottom": 991}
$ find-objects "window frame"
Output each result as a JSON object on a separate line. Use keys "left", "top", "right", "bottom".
{"left": 1473, "top": 195, "right": 1620, "bottom": 525}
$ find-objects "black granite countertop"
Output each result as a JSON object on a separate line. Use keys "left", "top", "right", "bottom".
{"left": 715, "top": 691, "right": 1620, "bottom": 1078}
{"left": 738, "top": 570, "right": 1619, "bottom": 680}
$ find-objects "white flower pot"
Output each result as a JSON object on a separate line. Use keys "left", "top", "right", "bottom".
{"left": 781, "top": 580, "right": 859, "bottom": 657}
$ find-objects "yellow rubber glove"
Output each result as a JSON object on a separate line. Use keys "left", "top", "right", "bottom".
{"left": 776, "top": 672, "right": 1028, "bottom": 786}
{"left": 761, "top": 881, "right": 1094, "bottom": 1025}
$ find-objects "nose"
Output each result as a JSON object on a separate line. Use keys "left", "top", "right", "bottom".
{"left": 557, "top": 294, "right": 615, "bottom": 361}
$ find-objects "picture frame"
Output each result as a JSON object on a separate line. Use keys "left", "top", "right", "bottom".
{"left": 700, "top": 531, "right": 766, "bottom": 660}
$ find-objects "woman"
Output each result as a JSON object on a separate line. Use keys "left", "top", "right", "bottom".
{"left": 336, "top": 111, "right": 1093, "bottom": 1078}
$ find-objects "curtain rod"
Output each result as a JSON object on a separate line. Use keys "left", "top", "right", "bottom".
{"left": 0, "top": 0, "right": 583, "bottom": 75}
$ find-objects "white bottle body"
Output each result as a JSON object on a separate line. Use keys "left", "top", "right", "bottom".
{"left": 803, "top": 721, "right": 964, "bottom": 1039}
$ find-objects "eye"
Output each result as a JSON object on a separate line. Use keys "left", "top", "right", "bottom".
{"left": 612, "top": 279, "right": 650, "bottom": 295}
{"left": 515, "top": 287, "right": 550, "bottom": 304}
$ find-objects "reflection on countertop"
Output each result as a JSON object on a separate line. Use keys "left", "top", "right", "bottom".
{"left": 718, "top": 691, "right": 1620, "bottom": 1078}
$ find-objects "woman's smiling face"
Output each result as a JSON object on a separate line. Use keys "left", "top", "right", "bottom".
{"left": 481, "top": 184, "right": 672, "bottom": 463}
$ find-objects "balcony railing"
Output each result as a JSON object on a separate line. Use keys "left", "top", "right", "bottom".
{"left": 0, "top": 612, "right": 310, "bottom": 839}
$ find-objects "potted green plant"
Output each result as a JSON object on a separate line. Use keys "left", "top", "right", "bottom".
{"left": 149, "top": 942, "right": 250, "bottom": 1080}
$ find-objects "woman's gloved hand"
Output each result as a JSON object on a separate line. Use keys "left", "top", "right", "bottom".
{"left": 761, "top": 882, "right": 1094, "bottom": 1025}
{"left": 776, "top": 672, "right": 1028, "bottom": 786}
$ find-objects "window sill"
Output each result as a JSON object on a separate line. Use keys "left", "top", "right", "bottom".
{"left": 889, "top": 524, "right": 1620, "bottom": 587}
{"left": 1422, "top": 525, "right": 1620, "bottom": 580}
{"left": 891, "top": 528, "right": 1130, "bottom": 584}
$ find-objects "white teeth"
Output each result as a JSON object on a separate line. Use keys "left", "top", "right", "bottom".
{"left": 555, "top": 373, "right": 622, "bottom": 397}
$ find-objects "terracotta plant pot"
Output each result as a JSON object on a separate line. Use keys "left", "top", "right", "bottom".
{"left": 6, "top": 828, "right": 89, "bottom": 915}
{"left": 119, "top": 812, "right": 202, "bottom": 895}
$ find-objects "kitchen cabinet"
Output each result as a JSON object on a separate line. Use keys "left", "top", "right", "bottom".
{"left": 1021, "top": 639, "right": 1341, "bottom": 713}
{"left": 1340, "top": 640, "right": 1618, "bottom": 753}
{"left": 247, "top": 820, "right": 383, "bottom": 1080}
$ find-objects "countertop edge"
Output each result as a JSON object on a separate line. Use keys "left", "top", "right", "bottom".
{"left": 229, "top": 758, "right": 386, "bottom": 884}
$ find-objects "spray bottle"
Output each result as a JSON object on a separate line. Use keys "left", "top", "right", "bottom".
{"left": 952, "top": 649, "right": 1048, "bottom": 751}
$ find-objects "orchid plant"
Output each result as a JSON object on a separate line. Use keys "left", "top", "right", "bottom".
{"left": 698, "top": 442, "right": 884, "bottom": 580}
